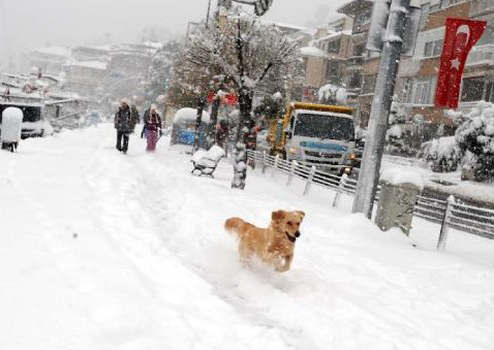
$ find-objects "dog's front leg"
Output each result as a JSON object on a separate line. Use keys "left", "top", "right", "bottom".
{"left": 281, "top": 255, "right": 293, "bottom": 272}
{"left": 273, "top": 255, "right": 292, "bottom": 273}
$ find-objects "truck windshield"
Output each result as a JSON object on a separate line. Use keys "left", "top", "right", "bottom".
{"left": 294, "top": 113, "right": 354, "bottom": 141}
{"left": 0, "top": 105, "right": 41, "bottom": 123}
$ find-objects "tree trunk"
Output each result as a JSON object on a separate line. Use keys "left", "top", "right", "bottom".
{"left": 208, "top": 94, "right": 221, "bottom": 145}
{"left": 193, "top": 97, "right": 205, "bottom": 153}
{"left": 231, "top": 87, "right": 253, "bottom": 189}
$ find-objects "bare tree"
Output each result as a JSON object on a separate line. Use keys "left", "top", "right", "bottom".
{"left": 178, "top": 12, "right": 300, "bottom": 189}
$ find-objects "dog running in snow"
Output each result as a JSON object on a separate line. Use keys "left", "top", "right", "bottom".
{"left": 224, "top": 210, "right": 305, "bottom": 272}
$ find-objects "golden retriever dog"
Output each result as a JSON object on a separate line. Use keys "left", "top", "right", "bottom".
{"left": 225, "top": 210, "right": 305, "bottom": 272}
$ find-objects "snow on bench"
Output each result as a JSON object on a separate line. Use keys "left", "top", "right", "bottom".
{"left": 191, "top": 145, "right": 225, "bottom": 178}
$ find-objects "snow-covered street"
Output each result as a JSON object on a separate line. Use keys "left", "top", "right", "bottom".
{"left": 1, "top": 125, "right": 494, "bottom": 350}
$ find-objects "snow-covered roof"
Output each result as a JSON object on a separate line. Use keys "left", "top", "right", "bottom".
{"left": 271, "top": 22, "right": 307, "bottom": 32}
{"left": 33, "top": 46, "right": 71, "bottom": 57}
{"left": 173, "top": 107, "right": 210, "bottom": 124}
{"left": 337, "top": 0, "right": 373, "bottom": 16}
{"left": 0, "top": 101, "right": 44, "bottom": 108}
{"left": 66, "top": 61, "right": 108, "bottom": 70}
{"left": 314, "top": 30, "right": 352, "bottom": 42}
{"left": 142, "top": 41, "right": 163, "bottom": 50}
{"left": 300, "top": 46, "right": 326, "bottom": 58}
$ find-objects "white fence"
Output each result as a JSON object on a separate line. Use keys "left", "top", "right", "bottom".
{"left": 247, "top": 150, "right": 494, "bottom": 250}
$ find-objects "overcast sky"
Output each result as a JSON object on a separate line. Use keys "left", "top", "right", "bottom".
{"left": 0, "top": 0, "right": 348, "bottom": 67}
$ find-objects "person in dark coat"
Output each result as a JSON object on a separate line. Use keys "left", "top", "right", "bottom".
{"left": 143, "top": 104, "right": 162, "bottom": 152}
{"left": 114, "top": 98, "right": 139, "bottom": 154}
{"left": 131, "top": 104, "right": 140, "bottom": 127}
{"left": 217, "top": 119, "right": 229, "bottom": 148}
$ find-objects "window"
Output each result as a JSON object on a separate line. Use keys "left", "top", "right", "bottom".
{"left": 461, "top": 78, "right": 485, "bottom": 102}
{"left": 485, "top": 82, "right": 494, "bottom": 103}
{"left": 440, "top": 0, "right": 450, "bottom": 8}
{"left": 327, "top": 39, "right": 341, "bottom": 54}
{"left": 410, "top": 78, "right": 437, "bottom": 105}
{"left": 352, "top": 44, "right": 365, "bottom": 57}
{"left": 334, "top": 24, "right": 344, "bottom": 32}
{"left": 362, "top": 74, "right": 377, "bottom": 94}
{"left": 353, "top": 10, "right": 371, "bottom": 33}
{"left": 433, "top": 39, "right": 443, "bottom": 56}
{"left": 423, "top": 39, "right": 443, "bottom": 57}
{"left": 476, "top": 16, "right": 494, "bottom": 46}
{"left": 402, "top": 79, "right": 413, "bottom": 103}
{"left": 348, "top": 72, "right": 362, "bottom": 89}
{"left": 424, "top": 42, "right": 433, "bottom": 57}
{"left": 326, "top": 61, "right": 339, "bottom": 81}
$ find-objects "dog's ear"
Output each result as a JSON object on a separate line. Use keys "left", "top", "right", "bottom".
{"left": 272, "top": 210, "right": 285, "bottom": 222}
{"left": 296, "top": 211, "right": 305, "bottom": 220}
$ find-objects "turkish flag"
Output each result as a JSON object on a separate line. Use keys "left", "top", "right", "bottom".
{"left": 435, "top": 18, "right": 486, "bottom": 109}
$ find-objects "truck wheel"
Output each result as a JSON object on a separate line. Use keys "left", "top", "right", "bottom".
{"left": 280, "top": 149, "right": 287, "bottom": 160}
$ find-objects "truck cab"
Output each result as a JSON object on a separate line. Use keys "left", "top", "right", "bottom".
{"left": 270, "top": 102, "right": 356, "bottom": 175}
{"left": 0, "top": 102, "right": 50, "bottom": 138}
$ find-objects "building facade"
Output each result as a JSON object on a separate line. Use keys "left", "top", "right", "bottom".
{"left": 337, "top": 0, "right": 493, "bottom": 144}
{"left": 299, "top": 16, "right": 354, "bottom": 103}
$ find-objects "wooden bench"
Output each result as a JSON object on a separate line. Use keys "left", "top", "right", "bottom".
{"left": 191, "top": 145, "right": 225, "bottom": 178}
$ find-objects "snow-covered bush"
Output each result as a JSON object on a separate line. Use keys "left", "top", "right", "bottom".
{"left": 455, "top": 101, "right": 494, "bottom": 181}
{"left": 385, "top": 102, "right": 417, "bottom": 156}
{"left": 421, "top": 136, "right": 462, "bottom": 173}
{"left": 455, "top": 101, "right": 494, "bottom": 156}
{"left": 318, "top": 84, "right": 347, "bottom": 105}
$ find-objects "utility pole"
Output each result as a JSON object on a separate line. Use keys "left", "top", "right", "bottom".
{"left": 352, "top": 0, "right": 411, "bottom": 218}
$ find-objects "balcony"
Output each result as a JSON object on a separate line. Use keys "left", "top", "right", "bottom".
{"left": 347, "top": 55, "right": 365, "bottom": 67}
{"left": 459, "top": 101, "right": 480, "bottom": 114}
{"left": 470, "top": 0, "right": 494, "bottom": 16}
{"left": 466, "top": 45, "right": 494, "bottom": 67}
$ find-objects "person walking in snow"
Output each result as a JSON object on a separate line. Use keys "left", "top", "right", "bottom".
{"left": 143, "top": 104, "right": 162, "bottom": 152}
{"left": 114, "top": 98, "right": 139, "bottom": 154}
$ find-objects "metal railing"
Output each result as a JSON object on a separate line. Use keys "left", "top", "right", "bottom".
{"left": 248, "top": 150, "right": 494, "bottom": 250}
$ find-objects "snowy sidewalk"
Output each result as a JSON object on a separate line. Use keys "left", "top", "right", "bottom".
{"left": 1, "top": 124, "right": 493, "bottom": 350}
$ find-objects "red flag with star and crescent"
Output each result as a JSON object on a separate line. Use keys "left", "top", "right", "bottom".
{"left": 435, "top": 18, "right": 486, "bottom": 109}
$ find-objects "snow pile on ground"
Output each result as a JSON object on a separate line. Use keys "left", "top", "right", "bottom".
{"left": 380, "top": 167, "right": 424, "bottom": 189}
{"left": 1, "top": 124, "right": 494, "bottom": 350}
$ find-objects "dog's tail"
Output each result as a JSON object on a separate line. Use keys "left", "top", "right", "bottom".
{"left": 224, "top": 217, "right": 245, "bottom": 238}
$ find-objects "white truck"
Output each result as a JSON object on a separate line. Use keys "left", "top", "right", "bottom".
{"left": 269, "top": 102, "right": 357, "bottom": 175}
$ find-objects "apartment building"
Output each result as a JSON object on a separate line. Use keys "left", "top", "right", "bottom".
{"left": 392, "top": 0, "right": 493, "bottom": 143}
{"left": 64, "top": 60, "right": 108, "bottom": 101}
{"left": 337, "top": 0, "right": 374, "bottom": 125}
{"left": 300, "top": 16, "right": 354, "bottom": 103}
{"left": 396, "top": 0, "right": 472, "bottom": 141}
{"left": 336, "top": 0, "right": 493, "bottom": 144}
{"left": 460, "top": 0, "right": 494, "bottom": 111}
{"left": 24, "top": 46, "right": 71, "bottom": 76}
